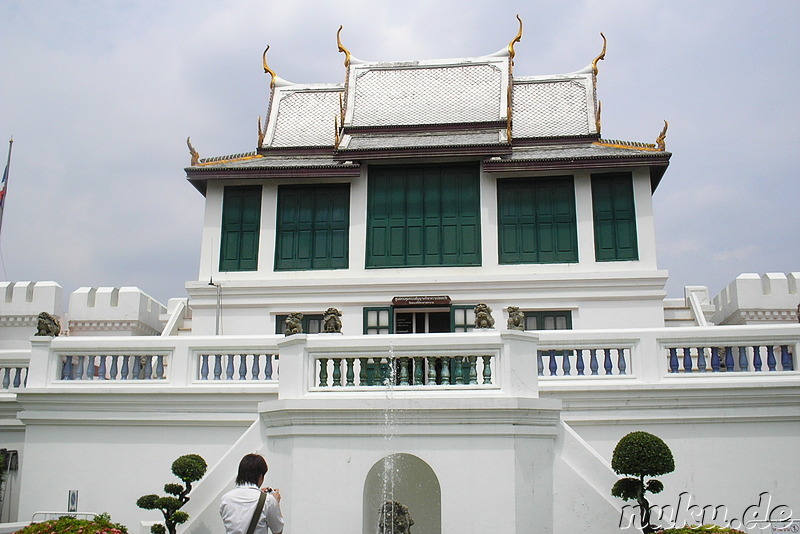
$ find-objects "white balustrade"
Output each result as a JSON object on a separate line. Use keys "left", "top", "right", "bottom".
{"left": 16, "top": 324, "right": 800, "bottom": 392}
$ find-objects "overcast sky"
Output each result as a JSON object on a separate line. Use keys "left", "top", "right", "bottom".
{"left": 1, "top": 0, "right": 798, "bottom": 306}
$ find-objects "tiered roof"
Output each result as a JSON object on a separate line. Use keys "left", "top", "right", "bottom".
{"left": 186, "top": 19, "right": 670, "bottom": 193}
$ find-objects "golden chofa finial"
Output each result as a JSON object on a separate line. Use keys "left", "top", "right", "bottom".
{"left": 186, "top": 137, "right": 200, "bottom": 166}
{"left": 262, "top": 45, "right": 277, "bottom": 88}
{"left": 337, "top": 25, "right": 351, "bottom": 68}
{"left": 656, "top": 120, "right": 669, "bottom": 151}
{"left": 257, "top": 116, "right": 266, "bottom": 148}
{"left": 508, "top": 15, "right": 523, "bottom": 63}
{"left": 592, "top": 32, "right": 607, "bottom": 77}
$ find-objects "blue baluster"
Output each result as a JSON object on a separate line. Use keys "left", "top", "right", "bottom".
{"left": 157, "top": 355, "right": 165, "bottom": 379}
{"left": 213, "top": 355, "right": 222, "bottom": 380}
{"left": 781, "top": 345, "right": 794, "bottom": 371}
{"left": 537, "top": 351, "right": 543, "bottom": 376}
{"left": 738, "top": 346, "right": 748, "bottom": 371}
{"left": 753, "top": 346, "right": 762, "bottom": 372}
{"left": 549, "top": 350, "right": 558, "bottom": 376}
{"left": 252, "top": 354, "right": 261, "bottom": 380}
{"left": 63, "top": 356, "right": 73, "bottom": 380}
{"left": 696, "top": 347, "right": 706, "bottom": 372}
{"left": 682, "top": 348, "right": 692, "bottom": 373}
{"left": 590, "top": 349, "right": 599, "bottom": 375}
{"left": 144, "top": 356, "right": 153, "bottom": 379}
{"left": 618, "top": 349, "right": 627, "bottom": 375}
{"left": 265, "top": 354, "right": 273, "bottom": 380}
{"left": 766, "top": 346, "right": 776, "bottom": 371}
{"left": 710, "top": 347, "right": 720, "bottom": 372}
{"left": 576, "top": 349, "right": 585, "bottom": 376}
{"left": 200, "top": 354, "right": 209, "bottom": 380}
{"left": 132, "top": 355, "right": 141, "bottom": 379}
{"left": 110, "top": 355, "right": 118, "bottom": 379}
{"left": 724, "top": 347, "right": 734, "bottom": 372}
{"left": 13, "top": 368, "right": 22, "bottom": 388}
{"left": 3, "top": 368, "right": 10, "bottom": 389}
{"left": 99, "top": 355, "right": 107, "bottom": 379}
{"left": 226, "top": 354, "right": 235, "bottom": 380}
{"left": 604, "top": 349, "right": 613, "bottom": 375}
{"left": 669, "top": 348, "right": 678, "bottom": 373}
{"left": 239, "top": 355, "right": 247, "bottom": 380}
{"left": 121, "top": 356, "right": 130, "bottom": 380}
{"left": 76, "top": 356, "right": 85, "bottom": 380}
{"left": 562, "top": 351, "right": 571, "bottom": 376}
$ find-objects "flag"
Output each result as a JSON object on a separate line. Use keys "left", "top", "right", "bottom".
{"left": 0, "top": 137, "right": 13, "bottom": 237}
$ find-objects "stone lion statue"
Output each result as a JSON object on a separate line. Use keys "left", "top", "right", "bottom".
{"left": 323, "top": 307, "right": 342, "bottom": 333}
{"left": 284, "top": 312, "right": 304, "bottom": 336}
{"left": 35, "top": 312, "right": 61, "bottom": 337}
{"left": 473, "top": 303, "right": 495, "bottom": 329}
{"left": 378, "top": 500, "right": 414, "bottom": 534}
{"left": 506, "top": 306, "right": 525, "bottom": 331}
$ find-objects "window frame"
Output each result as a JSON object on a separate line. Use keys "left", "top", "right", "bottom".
{"left": 219, "top": 185, "right": 262, "bottom": 272}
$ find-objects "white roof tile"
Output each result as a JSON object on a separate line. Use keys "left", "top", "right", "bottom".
{"left": 347, "top": 59, "right": 508, "bottom": 127}
{"left": 269, "top": 87, "right": 342, "bottom": 148}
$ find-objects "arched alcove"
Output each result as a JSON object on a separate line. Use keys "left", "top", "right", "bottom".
{"left": 362, "top": 453, "right": 441, "bottom": 534}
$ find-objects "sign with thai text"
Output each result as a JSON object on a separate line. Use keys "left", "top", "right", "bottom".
{"left": 392, "top": 296, "right": 451, "bottom": 307}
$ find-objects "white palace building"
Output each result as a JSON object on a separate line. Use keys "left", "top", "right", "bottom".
{"left": 0, "top": 21, "right": 798, "bottom": 534}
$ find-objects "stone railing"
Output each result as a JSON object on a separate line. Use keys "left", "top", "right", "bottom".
{"left": 0, "top": 353, "right": 28, "bottom": 390}
{"left": 18, "top": 324, "right": 800, "bottom": 392}
{"left": 26, "top": 335, "right": 282, "bottom": 388}
{"left": 536, "top": 323, "right": 799, "bottom": 382}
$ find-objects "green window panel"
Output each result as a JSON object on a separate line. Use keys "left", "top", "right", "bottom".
{"left": 220, "top": 185, "right": 262, "bottom": 271}
{"left": 275, "top": 184, "right": 350, "bottom": 271}
{"left": 524, "top": 310, "right": 572, "bottom": 330}
{"left": 591, "top": 172, "right": 638, "bottom": 261}
{"left": 451, "top": 305, "right": 476, "bottom": 332}
{"left": 497, "top": 176, "right": 578, "bottom": 264}
{"left": 366, "top": 164, "right": 481, "bottom": 268}
{"left": 364, "top": 307, "right": 394, "bottom": 334}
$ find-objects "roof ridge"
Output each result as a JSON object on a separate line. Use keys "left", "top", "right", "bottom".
{"left": 197, "top": 152, "right": 260, "bottom": 166}
{"left": 593, "top": 139, "right": 661, "bottom": 152}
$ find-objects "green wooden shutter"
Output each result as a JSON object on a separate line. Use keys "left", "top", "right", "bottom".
{"left": 497, "top": 177, "right": 577, "bottom": 264}
{"left": 220, "top": 185, "right": 261, "bottom": 271}
{"left": 366, "top": 164, "right": 481, "bottom": 268}
{"left": 592, "top": 173, "right": 638, "bottom": 261}
{"left": 275, "top": 184, "right": 349, "bottom": 270}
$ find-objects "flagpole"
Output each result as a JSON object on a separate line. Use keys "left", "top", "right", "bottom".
{"left": 0, "top": 136, "right": 13, "bottom": 239}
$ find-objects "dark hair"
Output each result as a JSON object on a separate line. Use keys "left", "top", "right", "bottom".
{"left": 236, "top": 453, "right": 268, "bottom": 485}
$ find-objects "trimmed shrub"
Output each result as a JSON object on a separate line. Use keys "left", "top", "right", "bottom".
{"left": 136, "top": 454, "right": 207, "bottom": 534}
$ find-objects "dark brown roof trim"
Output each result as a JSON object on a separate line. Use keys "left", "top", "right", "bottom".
{"left": 257, "top": 146, "right": 334, "bottom": 156}
{"left": 512, "top": 134, "right": 600, "bottom": 146}
{"left": 335, "top": 143, "right": 511, "bottom": 160}
{"left": 185, "top": 165, "right": 361, "bottom": 195}
{"left": 343, "top": 121, "right": 507, "bottom": 134}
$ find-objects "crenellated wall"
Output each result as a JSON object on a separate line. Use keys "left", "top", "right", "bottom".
{"left": 0, "top": 282, "right": 63, "bottom": 350}
{"left": 712, "top": 273, "right": 800, "bottom": 325}
{"left": 67, "top": 287, "right": 166, "bottom": 336}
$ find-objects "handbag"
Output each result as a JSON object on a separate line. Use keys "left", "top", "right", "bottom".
{"left": 245, "top": 490, "right": 267, "bottom": 534}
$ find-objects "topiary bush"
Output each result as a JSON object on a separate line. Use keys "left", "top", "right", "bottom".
{"left": 136, "top": 454, "right": 207, "bottom": 534}
{"left": 14, "top": 512, "right": 128, "bottom": 533}
{"left": 611, "top": 431, "right": 675, "bottom": 534}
